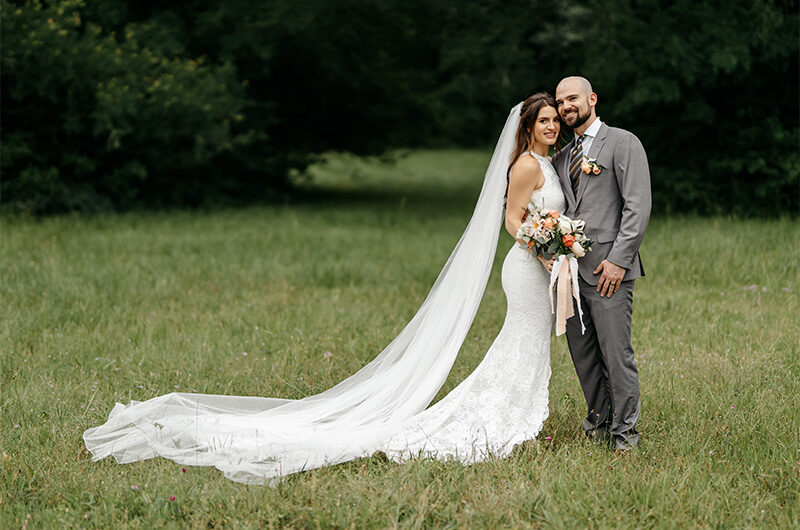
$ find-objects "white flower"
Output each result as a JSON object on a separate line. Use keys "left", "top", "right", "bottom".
{"left": 572, "top": 242, "right": 585, "bottom": 257}
{"left": 558, "top": 218, "right": 573, "bottom": 233}
{"left": 533, "top": 227, "right": 550, "bottom": 240}
{"left": 517, "top": 222, "right": 535, "bottom": 239}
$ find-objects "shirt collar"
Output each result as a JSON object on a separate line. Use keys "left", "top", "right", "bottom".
{"left": 582, "top": 117, "right": 602, "bottom": 139}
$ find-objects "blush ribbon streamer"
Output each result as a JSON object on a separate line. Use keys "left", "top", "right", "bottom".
{"left": 548, "top": 254, "right": 586, "bottom": 336}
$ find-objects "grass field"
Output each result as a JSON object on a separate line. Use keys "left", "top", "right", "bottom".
{"left": 2, "top": 150, "right": 798, "bottom": 528}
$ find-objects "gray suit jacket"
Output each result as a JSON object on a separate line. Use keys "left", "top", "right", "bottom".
{"left": 553, "top": 123, "right": 651, "bottom": 285}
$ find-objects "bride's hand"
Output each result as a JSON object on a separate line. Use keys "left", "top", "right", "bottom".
{"left": 537, "top": 254, "right": 554, "bottom": 273}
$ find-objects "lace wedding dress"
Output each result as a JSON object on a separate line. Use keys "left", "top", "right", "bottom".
{"left": 384, "top": 152, "right": 565, "bottom": 463}
{"left": 83, "top": 104, "right": 567, "bottom": 485}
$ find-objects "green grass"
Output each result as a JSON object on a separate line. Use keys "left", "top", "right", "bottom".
{"left": 2, "top": 149, "right": 798, "bottom": 528}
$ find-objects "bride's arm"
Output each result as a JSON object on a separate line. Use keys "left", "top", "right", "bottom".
{"left": 505, "top": 158, "right": 543, "bottom": 243}
{"left": 505, "top": 160, "right": 553, "bottom": 271}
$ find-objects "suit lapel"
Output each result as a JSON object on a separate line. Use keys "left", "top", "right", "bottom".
{"left": 575, "top": 123, "right": 609, "bottom": 207}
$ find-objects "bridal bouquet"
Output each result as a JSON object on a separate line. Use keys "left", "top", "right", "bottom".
{"left": 515, "top": 203, "right": 593, "bottom": 259}
{"left": 515, "top": 202, "right": 593, "bottom": 336}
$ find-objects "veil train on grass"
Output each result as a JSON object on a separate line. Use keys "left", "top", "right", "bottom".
{"left": 83, "top": 103, "right": 524, "bottom": 485}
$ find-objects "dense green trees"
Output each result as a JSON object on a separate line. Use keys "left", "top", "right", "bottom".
{"left": 1, "top": 0, "right": 289, "bottom": 212}
{"left": 2, "top": 0, "right": 797, "bottom": 214}
{"left": 579, "top": 0, "right": 799, "bottom": 214}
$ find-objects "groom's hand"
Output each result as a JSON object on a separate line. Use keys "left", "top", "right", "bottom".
{"left": 594, "top": 260, "right": 626, "bottom": 298}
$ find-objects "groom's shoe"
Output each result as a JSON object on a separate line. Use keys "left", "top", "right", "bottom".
{"left": 612, "top": 430, "right": 639, "bottom": 452}
{"left": 585, "top": 429, "right": 611, "bottom": 446}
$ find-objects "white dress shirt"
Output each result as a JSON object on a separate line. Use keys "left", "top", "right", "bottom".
{"left": 578, "top": 117, "right": 603, "bottom": 158}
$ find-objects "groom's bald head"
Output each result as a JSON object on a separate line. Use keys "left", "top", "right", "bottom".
{"left": 557, "top": 76, "right": 593, "bottom": 97}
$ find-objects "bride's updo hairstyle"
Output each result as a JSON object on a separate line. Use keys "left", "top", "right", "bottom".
{"left": 504, "top": 92, "right": 566, "bottom": 207}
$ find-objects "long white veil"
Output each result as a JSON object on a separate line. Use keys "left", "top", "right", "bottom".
{"left": 83, "top": 102, "right": 524, "bottom": 484}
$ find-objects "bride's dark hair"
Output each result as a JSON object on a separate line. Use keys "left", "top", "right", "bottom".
{"left": 505, "top": 92, "right": 567, "bottom": 206}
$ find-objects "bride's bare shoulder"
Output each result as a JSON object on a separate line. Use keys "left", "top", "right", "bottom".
{"left": 509, "top": 155, "right": 544, "bottom": 188}
{"left": 510, "top": 155, "right": 543, "bottom": 179}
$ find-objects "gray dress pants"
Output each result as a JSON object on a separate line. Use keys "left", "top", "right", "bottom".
{"left": 565, "top": 277, "right": 640, "bottom": 449}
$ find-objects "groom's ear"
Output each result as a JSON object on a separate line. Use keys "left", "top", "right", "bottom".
{"left": 589, "top": 93, "right": 598, "bottom": 107}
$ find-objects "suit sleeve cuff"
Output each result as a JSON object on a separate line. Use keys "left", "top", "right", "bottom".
{"left": 606, "top": 252, "right": 632, "bottom": 270}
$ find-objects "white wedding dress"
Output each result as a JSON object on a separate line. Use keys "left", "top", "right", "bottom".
{"left": 83, "top": 104, "right": 567, "bottom": 485}
{"left": 384, "top": 152, "right": 564, "bottom": 463}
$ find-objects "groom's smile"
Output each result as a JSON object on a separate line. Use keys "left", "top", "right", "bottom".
{"left": 562, "top": 109, "right": 579, "bottom": 123}
{"left": 559, "top": 102, "right": 590, "bottom": 128}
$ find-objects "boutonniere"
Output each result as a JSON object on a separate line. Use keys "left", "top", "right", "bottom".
{"left": 581, "top": 158, "right": 603, "bottom": 175}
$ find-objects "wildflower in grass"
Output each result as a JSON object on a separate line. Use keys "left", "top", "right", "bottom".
{"left": 323, "top": 351, "right": 332, "bottom": 359}
{"left": 182, "top": 468, "right": 187, "bottom": 473}
{"left": 170, "top": 495, "right": 176, "bottom": 501}
{"left": 545, "top": 436, "right": 552, "bottom": 441}
{"left": 131, "top": 485, "right": 138, "bottom": 490}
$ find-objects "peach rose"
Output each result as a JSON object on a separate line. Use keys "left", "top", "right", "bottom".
{"left": 572, "top": 241, "right": 585, "bottom": 257}
{"left": 562, "top": 234, "right": 575, "bottom": 247}
{"left": 548, "top": 210, "right": 560, "bottom": 218}
{"left": 592, "top": 166, "right": 601, "bottom": 175}
{"left": 543, "top": 218, "right": 556, "bottom": 229}
{"left": 581, "top": 160, "right": 591, "bottom": 174}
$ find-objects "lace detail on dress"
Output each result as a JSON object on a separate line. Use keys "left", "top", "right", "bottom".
{"left": 383, "top": 154, "right": 566, "bottom": 463}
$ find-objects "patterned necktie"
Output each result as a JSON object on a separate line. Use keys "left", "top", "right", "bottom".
{"left": 568, "top": 135, "right": 585, "bottom": 197}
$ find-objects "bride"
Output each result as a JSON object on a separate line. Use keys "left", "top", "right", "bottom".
{"left": 84, "top": 93, "right": 568, "bottom": 485}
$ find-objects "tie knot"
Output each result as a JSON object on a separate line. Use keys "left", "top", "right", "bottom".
{"left": 576, "top": 134, "right": 585, "bottom": 144}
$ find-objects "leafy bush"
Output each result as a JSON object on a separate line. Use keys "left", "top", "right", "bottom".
{"left": 1, "top": 0, "right": 298, "bottom": 214}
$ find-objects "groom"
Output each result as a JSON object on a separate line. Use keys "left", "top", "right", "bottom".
{"left": 552, "top": 76, "right": 651, "bottom": 451}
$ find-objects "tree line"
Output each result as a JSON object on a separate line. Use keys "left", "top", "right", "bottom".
{"left": 2, "top": 0, "right": 797, "bottom": 215}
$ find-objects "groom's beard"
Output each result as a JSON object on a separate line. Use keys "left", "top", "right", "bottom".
{"left": 567, "top": 108, "right": 591, "bottom": 129}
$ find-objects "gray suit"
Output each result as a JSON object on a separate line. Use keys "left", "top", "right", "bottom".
{"left": 552, "top": 122, "right": 651, "bottom": 449}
